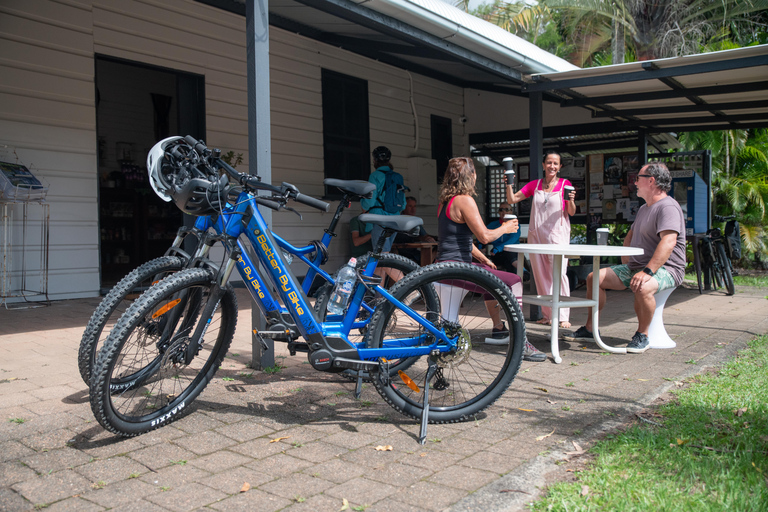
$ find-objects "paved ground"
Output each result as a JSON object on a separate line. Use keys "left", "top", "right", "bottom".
{"left": 2, "top": 281, "right": 767, "bottom": 512}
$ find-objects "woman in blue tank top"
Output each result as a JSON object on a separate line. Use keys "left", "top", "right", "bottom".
{"left": 436, "top": 157, "right": 546, "bottom": 362}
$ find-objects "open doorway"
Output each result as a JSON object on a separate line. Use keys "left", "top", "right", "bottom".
{"left": 95, "top": 56, "right": 205, "bottom": 288}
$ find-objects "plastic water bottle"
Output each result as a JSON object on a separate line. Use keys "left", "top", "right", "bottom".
{"left": 327, "top": 258, "right": 357, "bottom": 315}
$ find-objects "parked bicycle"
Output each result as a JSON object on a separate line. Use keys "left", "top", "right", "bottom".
{"left": 88, "top": 136, "right": 525, "bottom": 444}
{"left": 78, "top": 166, "right": 417, "bottom": 386}
{"left": 699, "top": 214, "right": 738, "bottom": 296}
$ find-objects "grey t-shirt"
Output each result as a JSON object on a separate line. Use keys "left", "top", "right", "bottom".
{"left": 629, "top": 195, "right": 687, "bottom": 285}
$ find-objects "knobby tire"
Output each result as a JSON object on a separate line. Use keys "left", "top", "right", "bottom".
{"left": 78, "top": 256, "right": 185, "bottom": 385}
{"left": 90, "top": 268, "right": 237, "bottom": 436}
{"left": 366, "top": 262, "right": 524, "bottom": 423}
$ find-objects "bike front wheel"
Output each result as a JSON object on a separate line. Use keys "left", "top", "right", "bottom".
{"left": 90, "top": 268, "right": 237, "bottom": 436}
{"left": 78, "top": 256, "right": 186, "bottom": 386}
{"left": 366, "top": 262, "right": 524, "bottom": 424}
{"left": 715, "top": 241, "right": 735, "bottom": 296}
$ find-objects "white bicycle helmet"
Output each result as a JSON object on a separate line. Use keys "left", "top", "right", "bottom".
{"left": 146, "top": 136, "right": 231, "bottom": 216}
{"left": 147, "top": 136, "right": 185, "bottom": 202}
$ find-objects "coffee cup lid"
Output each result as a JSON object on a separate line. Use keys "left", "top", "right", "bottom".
{"left": 504, "top": 169, "right": 515, "bottom": 173}
{"left": 564, "top": 185, "right": 575, "bottom": 190}
{"left": 504, "top": 214, "right": 517, "bottom": 219}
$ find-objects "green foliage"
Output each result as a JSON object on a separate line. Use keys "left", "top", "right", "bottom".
{"left": 680, "top": 128, "right": 768, "bottom": 268}
{"left": 531, "top": 335, "right": 768, "bottom": 511}
{"left": 220, "top": 151, "right": 243, "bottom": 169}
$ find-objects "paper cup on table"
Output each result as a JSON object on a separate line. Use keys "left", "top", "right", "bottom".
{"left": 596, "top": 228, "right": 609, "bottom": 246}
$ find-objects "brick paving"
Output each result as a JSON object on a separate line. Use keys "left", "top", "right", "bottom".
{"left": 1, "top": 282, "right": 767, "bottom": 511}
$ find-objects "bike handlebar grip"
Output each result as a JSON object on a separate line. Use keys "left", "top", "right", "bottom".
{"left": 254, "top": 197, "right": 281, "bottom": 211}
{"left": 295, "top": 193, "right": 330, "bottom": 212}
{"left": 184, "top": 135, "right": 208, "bottom": 156}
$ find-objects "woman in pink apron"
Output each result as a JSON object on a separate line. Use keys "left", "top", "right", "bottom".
{"left": 506, "top": 151, "right": 577, "bottom": 328}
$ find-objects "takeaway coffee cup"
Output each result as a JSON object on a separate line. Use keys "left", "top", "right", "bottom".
{"left": 503, "top": 157, "right": 515, "bottom": 184}
{"left": 596, "top": 227, "right": 609, "bottom": 246}
{"left": 504, "top": 214, "right": 517, "bottom": 222}
{"left": 564, "top": 185, "right": 575, "bottom": 197}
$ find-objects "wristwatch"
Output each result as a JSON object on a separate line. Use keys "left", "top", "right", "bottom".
{"left": 642, "top": 267, "right": 655, "bottom": 277}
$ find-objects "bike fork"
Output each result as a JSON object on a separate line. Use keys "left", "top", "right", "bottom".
{"left": 184, "top": 246, "right": 240, "bottom": 364}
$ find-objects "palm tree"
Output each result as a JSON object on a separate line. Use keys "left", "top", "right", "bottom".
{"left": 680, "top": 128, "right": 768, "bottom": 266}
{"left": 540, "top": 0, "right": 768, "bottom": 65}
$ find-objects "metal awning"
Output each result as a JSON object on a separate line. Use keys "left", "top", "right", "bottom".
{"left": 523, "top": 44, "right": 768, "bottom": 133}
{"left": 198, "top": 0, "right": 576, "bottom": 95}
{"left": 470, "top": 125, "right": 680, "bottom": 162}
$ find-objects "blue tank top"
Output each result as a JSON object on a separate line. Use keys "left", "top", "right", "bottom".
{"left": 437, "top": 197, "right": 474, "bottom": 263}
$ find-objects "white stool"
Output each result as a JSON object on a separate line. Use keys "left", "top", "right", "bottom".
{"left": 648, "top": 286, "right": 677, "bottom": 349}
{"left": 433, "top": 283, "right": 468, "bottom": 323}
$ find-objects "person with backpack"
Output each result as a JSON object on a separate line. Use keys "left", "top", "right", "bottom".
{"left": 361, "top": 146, "right": 408, "bottom": 252}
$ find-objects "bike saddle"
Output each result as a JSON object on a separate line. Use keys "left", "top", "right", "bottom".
{"left": 359, "top": 214, "right": 423, "bottom": 233}
{"left": 324, "top": 179, "right": 376, "bottom": 199}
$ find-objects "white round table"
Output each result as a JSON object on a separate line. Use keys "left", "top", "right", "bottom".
{"left": 504, "top": 243, "right": 644, "bottom": 363}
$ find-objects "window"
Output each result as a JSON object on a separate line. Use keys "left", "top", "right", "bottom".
{"left": 431, "top": 115, "right": 452, "bottom": 183}
{"left": 321, "top": 69, "right": 370, "bottom": 197}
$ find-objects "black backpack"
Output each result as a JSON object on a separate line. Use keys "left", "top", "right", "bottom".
{"left": 725, "top": 220, "right": 742, "bottom": 261}
{"left": 699, "top": 236, "right": 716, "bottom": 267}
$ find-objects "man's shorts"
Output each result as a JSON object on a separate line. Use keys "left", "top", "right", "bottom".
{"left": 610, "top": 264, "right": 676, "bottom": 293}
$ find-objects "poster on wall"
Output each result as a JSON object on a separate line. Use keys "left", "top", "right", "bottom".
{"left": 518, "top": 164, "right": 529, "bottom": 181}
{"left": 588, "top": 154, "right": 604, "bottom": 174}
{"left": 604, "top": 156, "right": 623, "bottom": 184}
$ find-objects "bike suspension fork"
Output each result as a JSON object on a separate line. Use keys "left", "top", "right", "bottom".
{"left": 183, "top": 244, "right": 241, "bottom": 364}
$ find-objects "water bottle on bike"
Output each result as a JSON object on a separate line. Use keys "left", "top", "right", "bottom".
{"left": 327, "top": 257, "right": 357, "bottom": 315}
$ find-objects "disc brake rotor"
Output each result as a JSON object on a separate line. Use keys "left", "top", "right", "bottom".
{"left": 434, "top": 326, "right": 472, "bottom": 368}
{"left": 160, "top": 337, "right": 188, "bottom": 370}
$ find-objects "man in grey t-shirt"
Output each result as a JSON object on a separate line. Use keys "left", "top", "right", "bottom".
{"left": 565, "top": 162, "right": 686, "bottom": 353}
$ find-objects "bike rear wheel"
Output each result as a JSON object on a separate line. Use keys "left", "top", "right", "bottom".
{"left": 90, "top": 268, "right": 237, "bottom": 436}
{"left": 78, "top": 256, "right": 185, "bottom": 385}
{"left": 715, "top": 241, "right": 735, "bottom": 296}
{"left": 367, "top": 262, "right": 524, "bottom": 423}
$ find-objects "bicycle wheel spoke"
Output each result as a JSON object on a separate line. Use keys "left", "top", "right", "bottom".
{"left": 91, "top": 269, "right": 237, "bottom": 436}
{"left": 369, "top": 262, "right": 524, "bottom": 423}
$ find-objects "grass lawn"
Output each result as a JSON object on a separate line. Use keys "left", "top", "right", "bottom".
{"left": 684, "top": 271, "right": 768, "bottom": 289}
{"left": 530, "top": 335, "right": 768, "bottom": 511}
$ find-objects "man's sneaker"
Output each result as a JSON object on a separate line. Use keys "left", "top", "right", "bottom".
{"left": 523, "top": 340, "right": 546, "bottom": 362}
{"left": 563, "top": 326, "right": 596, "bottom": 342}
{"left": 626, "top": 331, "right": 650, "bottom": 353}
{"left": 485, "top": 322, "right": 509, "bottom": 345}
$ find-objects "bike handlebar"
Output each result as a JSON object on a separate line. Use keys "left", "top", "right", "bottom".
{"left": 713, "top": 214, "right": 736, "bottom": 222}
{"left": 181, "top": 136, "right": 330, "bottom": 213}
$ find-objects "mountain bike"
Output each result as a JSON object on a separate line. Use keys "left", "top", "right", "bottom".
{"left": 700, "top": 214, "right": 735, "bottom": 296}
{"left": 78, "top": 177, "right": 417, "bottom": 386}
{"left": 88, "top": 136, "right": 525, "bottom": 444}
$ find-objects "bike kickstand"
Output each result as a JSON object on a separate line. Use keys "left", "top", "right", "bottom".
{"left": 354, "top": 370, "right": 364, "bottom": 400}
{"left": 418, "top": 358, "right": 438, "bottom": 445}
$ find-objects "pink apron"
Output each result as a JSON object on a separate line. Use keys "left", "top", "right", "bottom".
{"left": 527, "top": 179, "right": 571, "bottom": 322}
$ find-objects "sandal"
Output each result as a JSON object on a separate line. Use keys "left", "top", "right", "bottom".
{"left": 559, "top": 321, "right": 572, "bottom": 329}
{"left": 536, "top": 318, "right": 551, "bottom": 325}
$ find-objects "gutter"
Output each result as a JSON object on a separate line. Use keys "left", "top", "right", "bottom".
{"left": 353, "top": 0, "right": 578, "bottom": 75}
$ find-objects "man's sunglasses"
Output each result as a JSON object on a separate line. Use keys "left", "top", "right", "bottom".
{"left": 499, "top": 207, "right": 511, "bottom": 212}
{"left": 635, "top": 174, "right": 653, "bottom": 182}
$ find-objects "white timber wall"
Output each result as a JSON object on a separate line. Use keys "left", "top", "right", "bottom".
{"left": 0, "top": 0, "right": 467, "bottom": 300}
{"left": 0, "top": 0, "right": 99, "bottom": 301}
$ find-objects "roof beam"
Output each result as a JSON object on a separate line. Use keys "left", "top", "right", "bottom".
{"left": 592, "top": 99, "right": 768, "bottom": 117}
{"left": 470, "top": 121, "right": 630, "bottom": 145}
{"left": 561, "top": 80, "right": 768, "bottom": 107}
{"left": 624, "top": 112, "right": 767, "bottom": 128}
{"left": 523, "top": 53, "right": 768, "bottom": 92}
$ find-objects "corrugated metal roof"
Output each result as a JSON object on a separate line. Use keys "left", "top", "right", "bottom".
{"left": 524, "top": 44, "right": 768, "bottom": 133}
